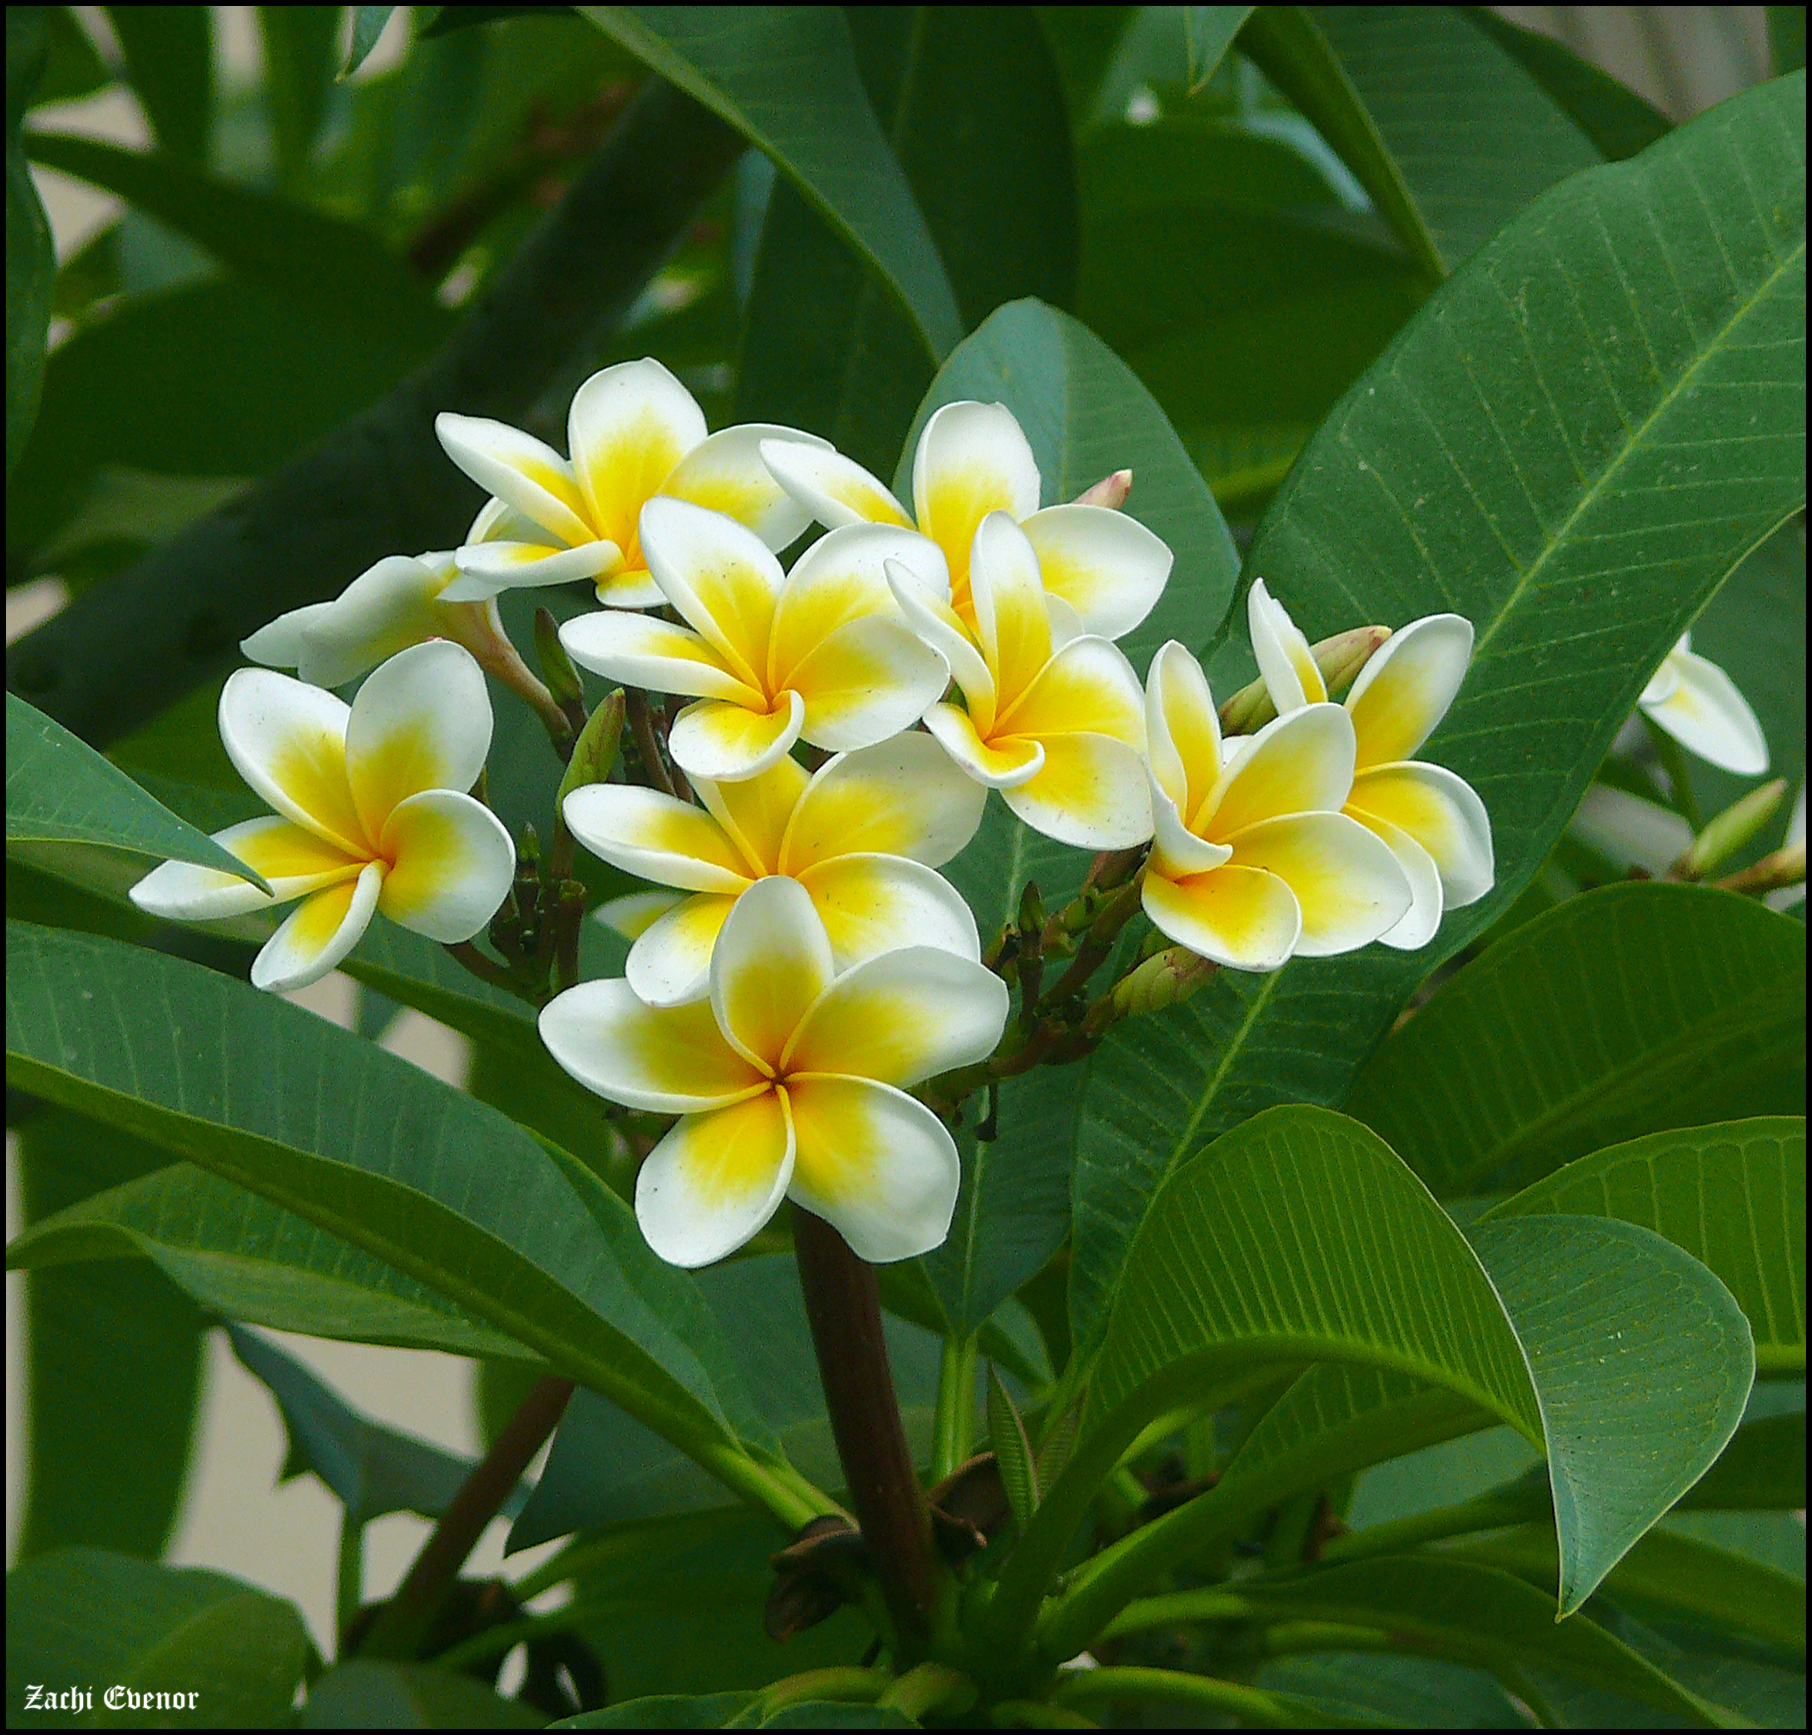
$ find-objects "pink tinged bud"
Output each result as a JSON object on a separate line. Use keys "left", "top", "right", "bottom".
{"left": 1073, "top": 469, "right": 1133, "bottom": 510}
{"left": 1220, "top": 623, "right": 1393, "bottom": 735}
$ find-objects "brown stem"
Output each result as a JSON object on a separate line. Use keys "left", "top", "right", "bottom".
{"left": 625, "top": 688, "right": 678, "bottom": 797}
{"left": 358, "top": 1374, "right": 575, "bottom": 1661}
{"left": 792, "top": 1211, "right": 937, "bottom": 1650}
{"left": 1039, "top": 877, "right": 1146, "bottom": 1012}
{"left": 446, "top": 939, "right": 534, "bottom": 1002}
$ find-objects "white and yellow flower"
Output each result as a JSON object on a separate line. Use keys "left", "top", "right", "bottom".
{"left": 1248, "top": 578, "right": 1493, "bottom": 950}
{"left": 571, "top": 733, "right": 987, "bottom": 1005}
{"left": 559, "top": 501, "right": 949, "bottom": 783}
{"left": 436, "top": 357, "right": 829, "bottom": 609}
{"left": 1639, "top": 632, "right": 1769, "bottom": 776}
{"left": 240, "top": 541, "right": 532, "bottom": 694}
{"left": 540, "top": 876, "right": 1009, "bottom": 1267}
{"left": 761, "top": 399, "right": 1171, "bottom": 643}
{"left": 1141, "top": 640, "right": 1412, "bottom": 971}
{"left": 129, "top": 641, "right": 515, "bottom": 993}
{"left": 886, "top": 512, "right": 1151, "bottom": 850}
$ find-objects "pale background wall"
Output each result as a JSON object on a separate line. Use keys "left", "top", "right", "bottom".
{"left": 4, "top": 4, "right": 1780, "bottom": 1661}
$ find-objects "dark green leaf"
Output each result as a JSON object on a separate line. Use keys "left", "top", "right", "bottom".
{"left": 1035, "top": 7, "right": 1135, "bottom": 129}
{"left": 1687, "top": 1412, "right": 1807, "bottom": 1510}
{"left": 1071, "top": 74, "right": 1808, "bottom": 1310}
{"left": 34, "top": 8, "right": 108, "bottom": 107}
{"left": 344, "top": 7, "right": 396, "bottom": 77}
{"left": 7, "top": 691, "right": 269, "bottom": 890}
{"left": 555, "top": 1693, "right": 752, "bottom": 1729}
{"left": 1253, "top": 1651, "right": 1527, "bottom": 1729}
{"left": 257, "top": 8, "right": 350, "bottom": 191}
{"left": 13, "top": 1110, "right": 204, "bottom": 1564}
{"left": 303, "top": 1660, "right": 544, "bottom": 1728}
{"left": 1769, "top": 5, "right": 1806, "bottom": 76}
{"left": 5, "top": 1547, "right": 310, "bottom": 1729}
{"left": 6, "top": 7, "right": 53, "bottom": 475}
{"left": 1464, "top": 7, "right": 1672, "bottom": 160}
{"left": 5, "top": 923, "right": 810, "bottom": 1520}
{"left": 988, "top": 1365, "right": 1039, "bottom": 1531}
{"left": 7, "top": 1157, "right": 540, "bottom": 1361}
{"left": 1348, "top": 888, "right": 1806, "bottom": 1198}
{"left": 579, "top": 6, "right": 961, "bottom": 359}
{"left": 756, "top": 1709, "right": 916, "bottom": 1730}
{"left": 104, "top": 5, "right": 213, "bottom": 164}
{"left": 225, "top": 1322, "right": 531, "bottom": 1527}
{"left": 1185, "top": 7, "right": 1253, "bottom": 91}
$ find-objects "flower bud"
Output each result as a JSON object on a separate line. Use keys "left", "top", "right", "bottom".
{"left": 1677, "top": 778, "right": 1787, "bottom": 880}
{"left": 1220, "top": 623, "right": 1392, "bottom": 734}
{"left": 1715, "top": 838, "right": 1807, "bottom": 896}
{"left": 557, "top": 688, "right": 626, "bottom": 811}
{"left": 1073, "top": 469, "right": 1133, "bottom": 510}
{"left": 1088, "top": 945, "right": 1219, "bottom": 1034}
{"left": 1018, "top": 879, "right": 1046, "bottom": 935}
{"left": 534, "top": 606, "right": 586, "bottom": 711}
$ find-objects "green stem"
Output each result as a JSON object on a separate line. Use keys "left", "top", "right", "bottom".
{"left": 1097, "top": 1587, "right": 1256, "bottom": 1640}
{"left": 1642, "top": 714, "right": 1704, "bottom": 830}
{"left": 1314, "top": 1487, "right": 1535, "bottom": 1570}
{"left": 933, "top": 1334, "right": 980, "bottom": 1483}
{"left": 444, "top": 939, "right": 535, "bottom": 1002}
{"left": 756, "top": 1666, "right": 889, "bottom": 1715}
{"left": 991, "top": 1702, "right": 1100, "bottom": 1729}
{"left": 335, "top": 1512, "right": 365, "bottom": 1650}
{"left": 878, "top": 1662, "right": 978, "bottom": 1721}
{"left": 1050, "top": 1666, "right": 1312, "bottom": 1727}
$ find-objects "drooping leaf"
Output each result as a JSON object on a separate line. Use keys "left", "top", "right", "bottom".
{"left": 301, "top": 1661, "right": 544, "bottom": 1729}
{"left": 5, "top": 1547, "right": 310, "bottom": 1729}
{"left": 7, "top": 692, "right": 268, "bottom": 891}
{"left": 225, "top": 1322, "right": 532, "bottom": 1528}
{"left": 344, "top": 6, "right": 396, "bottom": 77}
{"left": 7, "top": 1158, "right": 539, "bottom": 1361}
{"left": 13, "top": 1109, "right": 205, "bottom": 1564}
{"left": 1069, "top": 74, "right": 1807, "bottom": 1339}
{"left": 105, "top": 5, "right": 213, "bottom": 164}
{"left": 988, "top": 1365, "right": 1040, "bottom": 1532}
{"left": 579, "top": 6, "right": 961, "bottom": 359}
{"left": 5, "top": 7, "right": 53, "bottom": 475}
{"left": 1347, "top": 888, "right": 1807, "bottom": 1198}
{"left": 4, "top": 923, "right": 810, "bottom": 1521}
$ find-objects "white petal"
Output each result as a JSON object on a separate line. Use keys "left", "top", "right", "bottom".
{"left": 217, "top": 668, "right": 364, "bottom": 855}
{"left": 668, "top": 692, "right": 805, "bottom": 784}
{"left": 692, "top": 756, "right": 810, "bottom": 876}
{"left": 1142, "top": 863, "right": 1302, "bottom": 973}
{"left": 639, "top": 495, "right": 784, "bottom": 690}
{"left": 711, "top": 875, "right": 833, "bottom": 1071}
{"left": 450, "top": 538, "right": 621, "bottom": 594}
{"left": 567, "top": 357, "right": 707, "bottom": 552}
{"left": 967, "top": 512, "right": 1053, "bottom": 708}
{"left": 595, "top": 887, "right": 686, "bottom": 940}
{"left": 781, "top": 733, "right": 988, "bottom": 872}
{"left": 344, "top": 640, "right": 492, "bottom": 843}
{"left": 627, "top": 891, "right": 737, "bottom": 1007}
{"left": 1347, "top": 762, "right": 1494, "bottom": 909}
{"left": 1351, "top": 812, "right": 1446, "bottom": 951}
{"left": 886, "top": 558, "right": 994, "bottom": 729}
{"left": 1640, "top": 647, "right": 1769, "bottom": 776}
{"left": 784, "top": 944, "right": 1009, "bottom": 1086}
{"left": 911, "top": 401, "right": 1041, "bottom": 597}
{"left": 251, "top": 861, "right": 385, "bottom": 993}
{"left": 1640, "top": 653, "right": 1681, "bottom": 707}
{"left": 769, "top": 522, "right": 944, "bottom": 691}
{"left": 377, "top": 789, "right": 517, "bottom": 944}
{"left": 995, "top": 633, "right": 1145, "bottom": 749}
{"left": 558, "top": 610, "right": 758, "bottom": 706}
{"left": 278, "top": 555, "right": 451, "bottom": 687}
{"left": 1345, "top": 613, "right": 1472, "bottom": 770}
{"left": 1020, "top": 504, "right": 1172, "bottom": 642}
{"left": 1224, "top": 811, "right": 1413, "bottom": 957}
{"left": 435, "top": 412, "right": 594, "bottom": 547}
{"left": 130, "top": 815, "right": 362, "bottom": 923}
{"left": 1045, "top": 593, "right": 1086, "bottom": 649}
{"left": 760, "top": 438, "right": 913, "bottom": 531}
{"left": 1247, "top": 577, "right": 1326, "bottom": 712}
{"left": 562, "top": 783, "right": 752, "bottom": 893}
{"left": 789, "top": 615, "right": 949, "bottom": 753}
{"left": 662, "top": 424, "right": 833, "bottom": 550}
{"left": 922, "top": 702, "right": 1044, "bottom": 790}
{"left": 1148, "top": 780, "right": 1232, "bottom": 879}
{"left": 1002, "top": 733, "right": 1155, "bottom": 851}
{"left": 1145, "top": 640, "right": 1223, "bottom": 819}
{"left": 797, "top": 854, "right": 980, "bottom": 970}
{"left": 538, "top": 978, "right": 764, "bottom": 1112}
{"left": 1198, "top": 702, "right": 1355, "bottom": 840}
{"left": 638, "top": 1092, "right": 795, "bottom": 1268}
{"left": 594, "top": 567, "right": 668, "bottom": 610}
{"left": 786, "top": 1078, "right": 960, "bottom": 1263}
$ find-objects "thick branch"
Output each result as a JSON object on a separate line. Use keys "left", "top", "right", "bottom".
{"left": 9, "top": 81, "right": 741, "bottom": 744}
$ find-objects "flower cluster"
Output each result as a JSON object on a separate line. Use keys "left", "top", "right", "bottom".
{"left": 132, "top": 358, "right": 1518, "bottom": 1269}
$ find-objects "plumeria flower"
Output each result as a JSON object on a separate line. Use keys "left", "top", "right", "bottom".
{"left": 435, "top": 357, "right": 829, "bottom": 609}
{"left": 760, "top": 400, "right": 1172, "bottom": 643}
{"left": 1142, "top": 640, "right": 1412, "bottom": 971}
{"left": 570, "top": 733, "right": 986, "bottom": 1005}
{"left": 540, "top": 877, "right": 1010, "bottom": 1267}
{"left": 129, "top": 642, "right": 515, "bottom": 993}
{"left": 1638, "top": 632, "right": 1769, "bottom": 776}
{"left": 1248, "top": 579, "right": 1493, "bottom": 950}
{"left": 559, "top": 501, "right": 948, "bottom": 782}
{"left": 886, "top": 512, "right": 1151, "bottom": 850}
{"left": 240, "top": 540, "right": 536, "bottom": 695}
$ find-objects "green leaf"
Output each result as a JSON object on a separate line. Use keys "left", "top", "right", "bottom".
{"left": 6, "top": 7, "right": 53, "bottom": 475}
{"left": 1185, "top": 7, "right": 1252, "bottom": 91}
{"left": 1071, "top": 74, "right": 1808, "bottom": 1326}
{"left": 1348, "top": 888, "right": 1807, "bottom": 1199}
{"left": 225, "top": 1322, "right": 531, "bottom": 1528}
{"left": 1253, "top": 1651, "right": 1528, "bottom": 1730}
{"left": 7, "top": 1157, "right": 541, "bottom": 1360}
{"left": 898, "top": 297, "right": 1241, "bottom": 668}
{"left": 556, "top": 1693, "right": 753, "bottom": 1729}
{"left": 988, "top": 1364, "right": 1040, "bottom": 1531}
{"left": 24, "top": 133, "right": 449, "bottom": 337}
{"left": 104, "top": 5, "right": 213, "bottom": 165}
{"left": 1770, "top": 5, "right": 1807, "bottom": 76}
{"left": 13, "top": 1109, "right": 205, "bottom": 1564}
{"left": 4, "top": 923, "right": 817, "bottom": 1525}
{"left": 510, "top": 1254, "right": 948, "bottom": 1543}
{"left": 302, "top": 1660, "right": 545, "bottom": 1728}
{"left": 737, "top": 6, "right": 1076, "bottom": 480}
{"left": 344, "top": 7, "right": 396, "bottom": 77}
{"left": 7, "top": 692, "right": 269, "bottom": 891}
{"left": 1240, "top": 6, "right": 1601, "bottom": 277}
{"left": 5, "top": 1547, "right": 311, "bottom": 1729}
{"left": 257, "top": 8, "right": 341, "bottom": 191}
{"left": 1464, "top": 7, "right": 1672, "bottom": 161}
{"left": 579, "top": 6, "right": 961, "bottom": 359}
{"left": 1687, "top": 1411, "right": 1807, "bottom": 1510}
{"left": 35, "top": 8, "right": 108, "bottom": 108}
